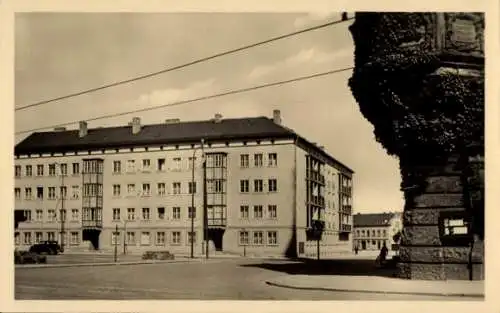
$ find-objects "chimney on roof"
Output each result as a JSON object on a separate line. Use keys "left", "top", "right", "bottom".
{"left": 213, "top": 113, "right": 223, "bottom": 123}
{"left": 273, "top": 109, "right": 282, "bottom": 125}
{"left": 54, "top": 127, "right": 66, "bottom": 132}
{"left": 131, "top": 117, "right": 141, "bottom": 134}
{"left": 79, "top": 121, "right": 88, "bottom": 138}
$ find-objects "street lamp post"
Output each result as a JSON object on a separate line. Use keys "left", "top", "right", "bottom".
{"left": 114, "top": 224, "right": 118, "bottom": 263}
{"left": 190, "top": 139, "right": 205, "bottom": 259}
{"left": 202, "top": 145, "right": 208, "bottom": 259}
{"left": 53, "top": 162, "right": 66, "bottom": 252}
{"left": 123, "top": 220, "right": 128, "bottom": 255}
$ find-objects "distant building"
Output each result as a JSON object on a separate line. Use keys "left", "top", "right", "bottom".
{"left": 14, "top": 110, "right": 354, "bottom": 258}
{"left": 353, "top": 212, "right": 402, "bottom": 251}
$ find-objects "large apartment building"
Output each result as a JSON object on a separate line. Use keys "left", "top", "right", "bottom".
{"left": 14, "top": 110, "right": 354, "bottom": 258}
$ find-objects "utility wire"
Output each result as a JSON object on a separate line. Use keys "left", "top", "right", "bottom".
{"left": 15, "top": 66, "right": 354, "bottom": 135}
{"left": 15, "top": 16, "right": 354, "bottom": 112}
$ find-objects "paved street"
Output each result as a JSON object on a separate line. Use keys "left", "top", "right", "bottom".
{"left": 15, "top": 257, "right": 478, "bottom": 300}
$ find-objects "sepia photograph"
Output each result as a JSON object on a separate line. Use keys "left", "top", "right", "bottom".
{"left": 10, "top": 8, "right": 486, "bottom": 305}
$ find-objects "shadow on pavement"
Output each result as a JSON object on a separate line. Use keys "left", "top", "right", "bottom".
{"left": 240, "top": 258, "right": 397, "bottom": 278}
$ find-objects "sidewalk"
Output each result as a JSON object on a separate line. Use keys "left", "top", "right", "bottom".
{"left": 15, "top": 258, "right": 197, "bottom": 269}
{"left": 266, "top": 275, "right": 484, "bottom": 298}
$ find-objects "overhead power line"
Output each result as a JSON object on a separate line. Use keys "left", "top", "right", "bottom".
{"left": 15, "top": 66, "right": 354, "bottom": 135}
{"left": 15, "top": 15, "right": 354, "bottom": 112}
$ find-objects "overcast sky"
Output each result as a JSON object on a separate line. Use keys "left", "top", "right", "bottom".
{"left": 14, "top": 12, "right": 404, "bottom": 214}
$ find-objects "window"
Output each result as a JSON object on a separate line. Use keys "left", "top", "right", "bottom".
{"left": 157, "top": 183, "right": 166, "bottom": 196}
{"left": 127, "top": 208, "right": 135, "bottom": 221}
{"left": 48, "top": 210, "right": 55, "bottom": 222}
{"left": 268, "top": 153, "right": 277, "bottom": 167}
{"left": 383, "top": 229, "right": 387, "bottom": 237}
{"left": 254, "top": 179, "right": 263, "bottom": 192}
{"left": 47, "top": 232, "right": 55, "bottom": 241}
{"left": 188, "top": 231, "right": 196, "bottom": 244}
{"left": 70, "top": 232, "right": 79, "bottom": 245}
{"left": 172, "top": 231, "right": 181, "bottom": 244}
{"left": 157, "top": 207, "right": 165, "bottom": 220}
{"left": 48, "top": 187, "right": 56, "bottom": 200}
{"left": 72, "top": 162, "right": 80, "bottom": 175}
{"left": 15, "top": 188, "right": 21, "bottom": 200}
{"left": 214, "top": 179, "right": 224, "bottom": 193}
{"left": 156, "top": 232, "right": 165, "bottom": 245}
{"left": 173, "top": 182, "right": 181, "bottom": 195}
{"left": 127, "top": 232, "right": 136, "bottom": 244}
{"left": 26, "top": 165, "right": 32, "bottom": 177}
{"left": 253, "top": 231, "right": 264, "bottom": 245}
{"left": 240, "top": 154, "right": 249, "bottom": 168}
{"left": 268, "top": 205, "right": 277, "bottom": 219}
{"left": 173, "top": 157, "right": 181, "bottom": 171}
{"left": 34, "top": 232, "right": 43, "bottom": 243}
{"left": 253, "top": 205, "right": 263, "bottom": 219}
{"left": 172, "top": 207, "right": 181, "bottom": 220}
{"left": 112, "top": 184, "right": 121, "bottom": 197}
{"left": 267, "top": 231, "right": 278, "bottom": 245}
{"left": 239, "top": 231, "right": 249, "bottom": 245}
{"left": 113, "top": 208, "right": 121, "bottom": 221}
{"left": 127, "top": 184, "right": 136, "bottom": 196}
{"left": 60, "top": 186, "right": 67, "bottom": 199}
{"left": 71, "top": 209, "right": 79, "bottom": 221}
{"left": 37, "top": 164, "right": 44, "bottom": 176}
{"left": 188, "top": 207, "right": 196, "bottom": 219}
{"left": 213, "top": 154, "right": 224, "bottom": 167}
{"left": 142, "top": 207, "right": 151, "bottom": 220}
{"left": 49, "top": 164, "right": 56, "bottom": 176}
{"left": 188, "top": 157, "right": 196, "bottom": 169}
{"left": 15, "top": 232, "right": 20, "bottom": 245}
{"left": 112, "top": 231, "right": 121, "bottom": 245}
{"left": 377, "top": 230, "right": 381, "bottom": 237}
{"left": 240, "top": 180, "right": 249, "bottom": 193}
{"left": 112, "top": 161, "right": 121, "bottom": 174}
{"left": 240, "top": 205, "right": 249, "bottom": 219}
{"left": 15, "top": 165, "right": 21, "bottom": 177}
{"left": 71, "top": 185, "right": 79, "bottom": 199}
{"left": 126, "top": 160, "right": 135, "bottom": 173}
{"left": 268, "top": 179, "right": 277, "bottom": 192}
{"left": 140, "top": 232, "right": 151, "bottom": 245}
{"left": 23, "top": 210, "right": 32, "bottom": 222}
{"left": 158, "top": 158, "right": 166, "bottom": 171}
{"left": 188, "top": 182, "right": 197, "bottom": 194}
{"left": 25, "top": 187, "right": 32, "bottom": 200}
{"left": 254, "top": 153, "right": 263, "bottom": 167}
{"left": 35, "top": 209, "right": 43, "bottom": 222}
{"left": 142, "top": 159, "right": 151, "bottom": 171}
{"left": 367, "top": 231, "right": 370, "bottom": 238}
{"left": 142, "top": 183, "right": 151, "bottom": 196}
{"left": 60, "top": 209, "right": 66, "bottom": 222}
{"left": 372, "top": 230, "right": 376, "bottom": 236}
{"left": 60, "top": 163, "right": 68, "bottom": 176}
{"left": 23, "top": 232, "right": 32, "bottom": 245}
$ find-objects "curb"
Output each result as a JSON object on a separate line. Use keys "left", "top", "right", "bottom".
{"left": 15, "top": 259, "right": 193, "bottom": 269}
{"left": 264, "top": 281, "right": 485, "bottom": 298}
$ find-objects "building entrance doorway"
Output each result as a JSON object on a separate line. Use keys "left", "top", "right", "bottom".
{"left": 361, "top": 240, "right": 366, "bottom": 250}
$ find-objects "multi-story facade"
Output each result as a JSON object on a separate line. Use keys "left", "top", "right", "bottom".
{"left": 14, "top": 110, "right": 354, "bottom": 258}
{"left": 353, "top": 212, "right": 402, "bottom": 251}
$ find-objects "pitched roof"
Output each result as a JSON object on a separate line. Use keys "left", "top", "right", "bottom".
{"left": 14, "top": 116, "right": 354, "bottom": 173}
{"left": 353, "top": 212, "right": 400, "bottom": 227}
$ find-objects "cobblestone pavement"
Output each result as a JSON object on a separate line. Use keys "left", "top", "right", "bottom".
{"left": 15, "top": 257, "right": 480, "bottom": 300}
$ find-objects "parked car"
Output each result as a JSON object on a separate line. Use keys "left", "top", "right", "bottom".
{"left": 29, "top": 240, "right": 63, "bottom": 255}
{"left": 15, "top": 250, "right": 47, "bottom": 264}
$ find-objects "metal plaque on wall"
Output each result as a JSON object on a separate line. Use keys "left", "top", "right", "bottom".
{"left": 443, "top": 13, "right": 484, "bottom": 58}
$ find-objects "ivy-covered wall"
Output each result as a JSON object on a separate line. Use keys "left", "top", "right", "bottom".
{"left": 348, "top": 13, "right": 484, "bottom": 280}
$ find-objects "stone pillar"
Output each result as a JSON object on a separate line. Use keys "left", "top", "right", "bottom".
{"left": 348, "top": 13, "right": 484, "bottom": 280}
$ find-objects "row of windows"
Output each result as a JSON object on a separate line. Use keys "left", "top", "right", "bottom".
{"left": 239, "top": 179, "right": 277, "bottom": 193}
{"left": 18, "top": 209, "right": 78, "bottom": 222}
{"left": 15, "top": 186, "right": 79, "bottom": 200}
{"left": 15, "top": 163, "right": 81, "bottom": 178}
{"left": 239, "top": 205, "right": 277, "bottom": 219}
{"left": 15, "top": 231, "right": 79, "bottom": 245}
{"left": 239, "top": 153, "right": 277, "bottom": 168}
{"left": 238, "top": 230, "right": 278, "bottom": 245}
{"left": 113, "top": 207, "right": 198, "bottom": 221}
{"left": 355, "top": 229, "right": 388, "bottom": 238}
{"left": 112, "top": 230, "right": 197, "bottom": 245}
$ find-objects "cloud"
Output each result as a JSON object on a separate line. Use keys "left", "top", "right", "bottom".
{"left": 293, "top": 12, "right": 339, "bottom": 28}
{"left": 247, "top": 46, "right": 354, "bottom": 80}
